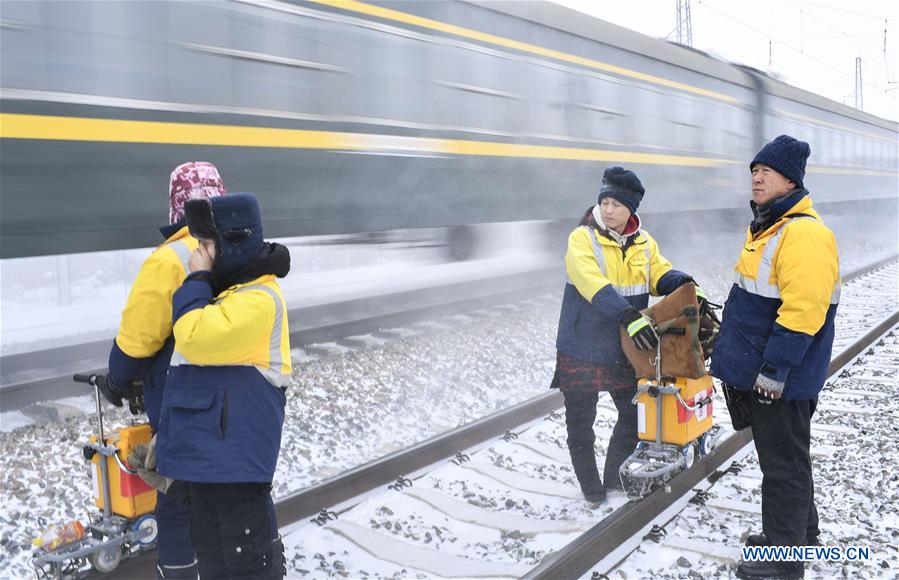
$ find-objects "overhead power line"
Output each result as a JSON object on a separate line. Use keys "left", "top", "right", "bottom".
{"left": 797, "top": 1, "right": 890, "bottom": 21}
{"left": 695, "top": 0, "right": 893, "bottom": 95}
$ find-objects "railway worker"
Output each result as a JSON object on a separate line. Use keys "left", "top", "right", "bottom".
{"left": 552, "top": 166, "right": 703, "bottom": 504}
{"left": 102, "top": 161, "right": 227, "bottom": 579}
{"left": 710, "top": 135, "right": 840, "bottom": 580}
{"left": 156, "top": 192, "right": 291, "bottom": 579}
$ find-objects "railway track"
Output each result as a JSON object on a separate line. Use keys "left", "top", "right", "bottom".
{"left": 96, "top": 257, "right": 897, "bottom": 578}
{"left": 582, "top": 322, "right": 899, "bottom": 578}
{"left": 0, "top": 266, "right": 559, "bottom": 413}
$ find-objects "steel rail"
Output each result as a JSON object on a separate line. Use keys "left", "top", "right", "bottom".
{"left": 1, "top": 266, "right": 560, "bottom": 412}
{"left": 84, "top": 256, "right": 897, "bottom": 579}
{"left": 524, "top": 261, "right": 899, "bottom": 579}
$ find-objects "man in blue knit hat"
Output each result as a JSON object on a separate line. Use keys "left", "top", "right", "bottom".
{"left": 711, "top": 136, "right": 841, "bottom": 580}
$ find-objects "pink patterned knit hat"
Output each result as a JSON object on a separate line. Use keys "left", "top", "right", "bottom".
{"left": 168, "top": 161, "right": 227, "bottom": 224}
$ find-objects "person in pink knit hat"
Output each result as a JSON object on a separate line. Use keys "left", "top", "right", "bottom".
{"left": 102, "top": 162, "right": 226, "bottom": 579}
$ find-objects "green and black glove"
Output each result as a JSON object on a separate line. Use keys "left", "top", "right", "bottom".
{"left": 621, "top": 307, "right": 659, "bottom": 351}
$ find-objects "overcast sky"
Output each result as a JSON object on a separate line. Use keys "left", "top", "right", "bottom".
{"left": 552, "top": 0, "right": 898, "bottom": 122}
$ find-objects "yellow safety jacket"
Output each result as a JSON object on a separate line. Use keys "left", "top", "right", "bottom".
{"left": 556, "top": 216, "right": 693, "bottom": 365}
{"left": 115, "top": 227, "right": 196, "bottom": 358}
{"left": 109, "top": 225, "right": 197, "bottom": 427}
{"left": 711, "top": 194, "right": 841, "bottom": 399}
{"left": 158, "top": 273, "right": 291, "bottom": 482}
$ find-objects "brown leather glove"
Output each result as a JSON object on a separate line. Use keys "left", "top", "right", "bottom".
{"left": 127, "top": 435, "right": 175, "bottom": 494}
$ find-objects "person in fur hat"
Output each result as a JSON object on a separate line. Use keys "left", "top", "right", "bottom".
{"left": 552, "top": 166, "right": 707, "bottom": 504}
{"left": 155, "top": 193, "right": 291, "bottom": 579}
{"left": 104, "top": 161, "right": 226, "bottom": 579}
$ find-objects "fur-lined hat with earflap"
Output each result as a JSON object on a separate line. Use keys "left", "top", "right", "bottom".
{"left": 185, "top": 193, "right": 269, "bottom": 289}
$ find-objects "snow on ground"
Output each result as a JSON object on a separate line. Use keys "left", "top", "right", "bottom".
{"left": 593, "top": 327, "right": 899, "bottom": 580}
{"left": 0, "top": 224, "right": 895, "bottom": 578}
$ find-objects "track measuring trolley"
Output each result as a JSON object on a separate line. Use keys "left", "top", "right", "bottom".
{"left": 31, "top": 374, "right": 157, "bottom": 579}
{"left": 618, "top": 284, "right": 721, "bottom": 499}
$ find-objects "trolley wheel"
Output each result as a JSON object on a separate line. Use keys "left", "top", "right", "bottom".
{"left": 133, "top": 514, "right": 158, "bottom": 545}
{"left": 698, "top": 432, "right": 716, "bottom": 456}
{"left": 681, "top": 444, "right": 696, "bottom": 470}
{"left": 89, "top": 545, "right": 122, "bottom": 573}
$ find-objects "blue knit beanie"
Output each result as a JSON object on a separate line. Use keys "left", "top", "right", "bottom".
{"left": 597, "top": 166, "right": 645, "bottom": 214}
{"left": 750, "top": 135, "right": 811, "bottom": 187}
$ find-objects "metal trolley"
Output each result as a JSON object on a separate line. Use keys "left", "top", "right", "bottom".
{"left": 31, "top": 374, "right": 157, "bottom": 579}
{"left": 619, "top": 330, "right": 721, "bottom": 499}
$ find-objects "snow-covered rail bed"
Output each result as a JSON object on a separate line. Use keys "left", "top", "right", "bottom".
{"left": 587, "top": 322, "right": 899, "bottom": 580}
{"left": 267, "top": 263, "right": 899, "bottom": 578}
{"left": 1, "top": 255, "right": 895, "bottom": 579}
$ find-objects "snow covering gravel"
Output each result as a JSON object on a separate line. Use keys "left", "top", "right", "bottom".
{"left": 593, "top": 325, "right": 899, "bottom": 580}
{"left": 0, "top": 223, "right": 895, "bottom": 578}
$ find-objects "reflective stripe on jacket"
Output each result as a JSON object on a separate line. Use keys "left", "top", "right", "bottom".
{"left": 157, "top": 273, "right": 291, "bottom": 483}
{"left": 555, "top": 223, "right": 691, "bottom": 365}
{"left": 108, "top": 225, "right": 197, "bottom": 427}
{"left": 711, "top": 195, "right": 840, "bottom": 399}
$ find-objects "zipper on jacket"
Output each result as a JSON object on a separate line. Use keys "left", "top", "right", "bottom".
{"left": 220, "top": 390, "right": 228, "bottom": 436}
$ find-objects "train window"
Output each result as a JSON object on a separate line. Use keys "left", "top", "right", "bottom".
{"left": 825, "top": 130, "right": 834, "bottom": 166}
{"left": 312, "top": 21, "right": 358, "bottom": 119}
{"left": 664, "top": 93, "right": 702, "bottom": 152}
{"left": 0, "top": 2, "right": 46, "bottom": 91}
{"left": 835, "top": 132, "right": 845, "bottom": 166}
{"left": 419, "top": 43, "right": 520, "bottom": 133}
{"left": 363, "top": 33, "right": 431, "bottom": 125}
{"left": 31, "top": 3, "right": 99, "bottom": 95}
{"left": 85, "top": 3, "right": 170, "bottom": 102}
{"left": 166, "top": 2, "right": 234, "bottom": 107}
{"left": 525, "top": 65, "right": 566, "bottom": 138}
{"left": 427, "top": 44, "right": 463, "bottom": 129}
{"left": 581, "top": 76, "right": 629, "bottom": 144}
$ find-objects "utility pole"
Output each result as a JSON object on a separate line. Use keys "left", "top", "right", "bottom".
{"left": 855, "top": 57, "right": 863, "bottom": 110}
{"left": 676, "top": 0, "right": 693, "bottom": 47}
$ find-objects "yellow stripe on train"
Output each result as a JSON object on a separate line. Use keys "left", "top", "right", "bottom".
{"left": 0, "top": 113, "right": 737, "bottom": 167}
{"left": 308, "top": 0, "right": 739, "bottom": 104}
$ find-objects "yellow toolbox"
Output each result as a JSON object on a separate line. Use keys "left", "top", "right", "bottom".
{"left": 90, "top": 423, "right": 156, "bottom": 518}
{"left": 636, "top": 374, "right": 714, "bottom": 446}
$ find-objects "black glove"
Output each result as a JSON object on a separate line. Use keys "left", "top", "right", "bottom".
{"left": 621, "top": 307, "right": 659, "bottom": 351}
{"left": 96, "top": 375, "right": 127, "bottom": 407}
{"left": 694, "top": 285, "right": 711, "bottom": 317}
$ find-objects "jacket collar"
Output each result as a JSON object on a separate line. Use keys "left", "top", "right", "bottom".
{"left": 749, "top": 188, "right": 808, "bottom": 235}
{"left": 160, "top": 221, "right": 188, "bottom": 241}
{"left": 750, "top": 193, "right": 818, "bottom": 239}
{"left": 212, "top": 242, "right": 291, "bottom": 296}
{"left": 595, "top": 213, "right": 644, "bottom": 247}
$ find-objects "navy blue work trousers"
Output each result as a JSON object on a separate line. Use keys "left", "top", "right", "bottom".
{"left": 156, "top": 489, "right": 196, "bottom": 569}
{"left": 750, "top": 393, "right": 821, "bottom": 546}
{"left": 186, "top": 482, "right": 282, "bottom": 579}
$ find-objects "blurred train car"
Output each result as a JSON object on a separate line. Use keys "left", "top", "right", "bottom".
{"left": 1, "top": 0, "right": 896, "bottom": 260}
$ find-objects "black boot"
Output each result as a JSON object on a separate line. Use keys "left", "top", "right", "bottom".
{"left": 735, "top": 560, "right": 803, "bottom": 579}
{"left": 568, "top": 444, "right": 605, "bottom": 502}
{"left": 746, "top": 533, "right": 820, "bottom": 547}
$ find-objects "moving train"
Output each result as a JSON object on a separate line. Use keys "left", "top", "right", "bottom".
{"left": 1, "top": 0, "right": 896, "bottom": 260}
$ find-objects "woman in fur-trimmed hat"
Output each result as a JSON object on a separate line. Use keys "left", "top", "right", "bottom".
{"left": 552, "top": 166, "right": 706, "bottom": 504}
